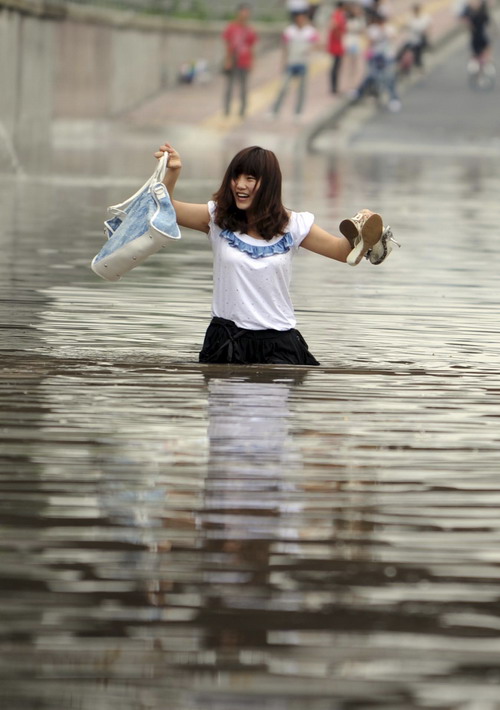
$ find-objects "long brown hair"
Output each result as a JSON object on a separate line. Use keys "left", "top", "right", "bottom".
{"left": 212, "top": 146, "right": 289, "bottom": 241}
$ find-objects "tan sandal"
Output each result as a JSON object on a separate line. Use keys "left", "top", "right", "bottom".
{"left": 340, "top": 212, "right": 384, "bottom": 266}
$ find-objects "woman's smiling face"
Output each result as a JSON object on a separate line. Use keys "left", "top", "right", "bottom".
{"left": 231, "top": 173, "right": 260, "bottom": 210}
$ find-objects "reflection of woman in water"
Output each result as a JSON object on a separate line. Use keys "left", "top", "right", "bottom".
{"left": 154, "top": 142, "right": 394, "bottom": 366}
{"left": 203, "top": 368, "right": 307, "bottom": 516}
{"left": 199, "top": 370, "right": 306, "bottom": 650}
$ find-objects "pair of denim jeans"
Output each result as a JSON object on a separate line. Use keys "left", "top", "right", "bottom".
{"left": 224, "top": 66, "right": 250, "bottom": 117}
{"left": 356, "top": 55, "right": 400, "bottom": 103}
{"left": 272, "top": 63, "right": 308, "bottom": 116}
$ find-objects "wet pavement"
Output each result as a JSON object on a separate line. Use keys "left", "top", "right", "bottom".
{"left": 121, "top": 0, "right": 459, "bottom": 154}
{"left": 2, "top": 20, "right": 500, "bottom": 710}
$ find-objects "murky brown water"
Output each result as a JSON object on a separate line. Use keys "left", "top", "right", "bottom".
{"left": 2, "top": 100, "right": 500, "bottom": 710}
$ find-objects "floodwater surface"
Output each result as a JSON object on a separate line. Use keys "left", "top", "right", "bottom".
{"left": 2, "top": 48, "right": 500, "bottom": 709}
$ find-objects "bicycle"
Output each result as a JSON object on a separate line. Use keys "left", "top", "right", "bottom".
{"left": 467, "top": 53, "right": 496, "bottom": 91}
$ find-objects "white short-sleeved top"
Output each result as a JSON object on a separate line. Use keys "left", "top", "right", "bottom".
{"left": 284, "top": 24, "right": 320, "bottom": 66}
{"left": 207, "top": 201, "right": 314, "bottom": 331}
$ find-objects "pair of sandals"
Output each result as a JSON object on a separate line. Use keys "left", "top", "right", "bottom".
{"left": 340, "top": 211, "right": 400, "bottom": 266}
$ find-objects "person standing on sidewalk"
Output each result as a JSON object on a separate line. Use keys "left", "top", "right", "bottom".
{"left": 343, "top": 3, "right": 367, "bottom": 83}
{"left": 271, "top": 11, "right": 320, "bottom": 119}
{"left": 222, "top": 3, "right": 258, "bottom": 118}
{"left": 397, "top": 3, "right": 431, "bottom": 72}
{"left": 328, "top": 1, "right": 347, "bottom": 93}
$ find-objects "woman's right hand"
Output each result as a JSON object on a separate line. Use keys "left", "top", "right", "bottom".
{"left": 154, "top": 143, "right": 182, "bottom": 170}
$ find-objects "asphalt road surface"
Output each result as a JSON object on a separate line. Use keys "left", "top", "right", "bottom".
{"left": 317, "top": 29, "right": 500, "bottom": 157}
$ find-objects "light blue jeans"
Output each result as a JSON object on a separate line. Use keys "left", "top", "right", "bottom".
{"left": 356, "top": 56, "right": 400, "bottom": 102}
{"left": 272, "top": 63, "right": 308, "bottom": 116}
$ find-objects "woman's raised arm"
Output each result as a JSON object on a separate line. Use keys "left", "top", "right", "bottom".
{"left": 301, "top": 223, "right": 352, "bottom": 263}
{"left": 155, "top": 143, "right": 210, "bottom": 234}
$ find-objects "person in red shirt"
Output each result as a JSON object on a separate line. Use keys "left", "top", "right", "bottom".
{"left": 222, "top": 3, "right": 258, "bottom": 117}
{"left": 328, "top": 1, "right": 347, "bottom": 93}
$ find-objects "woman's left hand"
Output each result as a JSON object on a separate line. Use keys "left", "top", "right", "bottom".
{"left": 154, "top": 143, "right": 182, "bottom": 171}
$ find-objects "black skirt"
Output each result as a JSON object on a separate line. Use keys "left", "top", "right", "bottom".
{"left": 199, "top": 317, "right": 319, "bottom": 366}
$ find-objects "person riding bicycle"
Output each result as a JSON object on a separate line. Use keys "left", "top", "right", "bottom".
{"left": 461, "top": 0, "right": 491, "bottom": 68}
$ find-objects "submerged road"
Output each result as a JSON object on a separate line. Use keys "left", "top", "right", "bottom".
{"left": 1, "top": 26, "right": 500, "bottom": 710}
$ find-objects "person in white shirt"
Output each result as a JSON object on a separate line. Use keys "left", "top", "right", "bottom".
{"left": 398, "top": 3, "right": 431, "bottom": 70}
{"left": 152, "top": 142, "right": 394, "bottom": 365}
{"left": 271, "top": 11, "right": 320, "bottom": 118}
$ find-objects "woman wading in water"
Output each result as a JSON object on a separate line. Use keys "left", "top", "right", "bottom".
{"left": 156, "top": 142, "right": 395, "bottom": 365}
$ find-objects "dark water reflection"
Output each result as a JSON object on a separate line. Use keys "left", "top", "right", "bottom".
{"left": 1, "top": 143, "right": 500, "bottom": 710}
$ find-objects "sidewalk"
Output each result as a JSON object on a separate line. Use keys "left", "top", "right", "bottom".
{"left": 125, "top": 0, "right": 462, "bottom": 151}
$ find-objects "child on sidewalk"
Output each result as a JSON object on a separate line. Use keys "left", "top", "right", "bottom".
{"left": 155, "top": 142, "right": 395, "bottom": 366}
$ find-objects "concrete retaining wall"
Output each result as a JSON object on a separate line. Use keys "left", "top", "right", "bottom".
{"left": 0, "top": 6, "right": 55, "bottom": 167}
{"left": 0, "top": 0, "right": 280, "bottom": 170}
{"left": 52, "top": 17, "right": 250, "bottom": 119}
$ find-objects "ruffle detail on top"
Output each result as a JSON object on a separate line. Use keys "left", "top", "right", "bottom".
{"left": 220, "top": 229, "right": 294, "bottom": 259}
